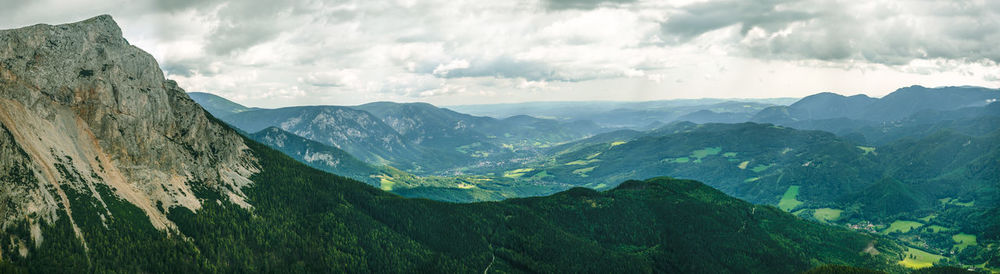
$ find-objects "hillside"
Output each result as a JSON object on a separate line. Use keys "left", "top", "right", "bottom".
{"left": 753, "top": 86, "right": 1000, "bottom": 125}
{"left": 222, "top": 105, "right": 431, "bottom": 167}
{"left": 448, "top": 99, "right": 795, "bottom": 128}
{"left": 248, "top": 126, "right": 380, "bottom": 184}
{"left": 0, "top": 15, "right": 910, "bottom": 273}
{"left": 187, "top": 92, "right": 255, "bottom": 118}
{"left": 489, "top": 121, "right": 999, "bottom": 268}
{"left": 517, "top": 122, "right": 882, "bottom": 205}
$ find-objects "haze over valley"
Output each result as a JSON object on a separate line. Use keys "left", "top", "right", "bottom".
{"left": 1, "top": 1, "right": 998, "bottom": 272}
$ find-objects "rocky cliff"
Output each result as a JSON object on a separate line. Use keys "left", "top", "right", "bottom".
{"left": 0, "top": 15, "right": 258, "bottom": 253}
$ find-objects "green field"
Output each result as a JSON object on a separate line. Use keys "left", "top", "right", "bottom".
{"left": 610, "top": 141, "right": 627, "bottom": 147}
{"left": 503, "top": 168, "right": 534, "bottom": 178}
{"left": 813, "top": 208, "right": 842, "bottom": 222}
{"left": 918, "top": 214, "right": 937, "bottom": 222}
{"left": 883, "top": 220, "right": 923, "bottom": 234}
{"left": 857, "top": 146, "right": 876, "bottom": 155}
{"left": 751, "top": 163, "right": 774, "bottom": 173}
{"left": 662, "top": 157, "right": 690, "bottom": 163}
{"left": 952, "top": 233, "right": 977, "bottom": 251}
{"left": 778, "top": 186, "right": 803, "bottom": 211}
{"left": 379, "top": 177, "right": 396, "bottom": 191}
{"left": 455, "top": 142, "right": 483, "bottom": 154}
{"left": 939, "top": 197, "right": 975, "bottom": 207}
{"left": 898, "top": 247, "right": 944, "bottom": 269}
{"left": 530, "top": 171, "right": 552, "bottom": 180}
{"left": 572, "top": 166, "right": 596, "bottom": 177}
{"left": 565, "top": 159, "right": 600, "bottom": 165}
{"left": 924, "top": 225, "right": 953, "bottom": 233}
{"left": 691, "top": 147, "right": 721, "bottom": 163}
{"left": 737, "top": 161, "right": 749, "bottom": 169}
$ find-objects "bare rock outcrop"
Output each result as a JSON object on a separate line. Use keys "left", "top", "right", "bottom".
{"left": 0, "top": 15, "right": 258, "bottom": 252}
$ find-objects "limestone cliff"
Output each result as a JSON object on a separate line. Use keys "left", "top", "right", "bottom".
{"left": 0, "top": 15, "right": 258, "bottom": 253}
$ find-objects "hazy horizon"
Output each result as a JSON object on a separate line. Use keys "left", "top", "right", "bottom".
{"left": 3, "top": 0, "right": 998, "bottom": 108}
{"left": 190, "top": 84, "right": 989, "bottom": 109}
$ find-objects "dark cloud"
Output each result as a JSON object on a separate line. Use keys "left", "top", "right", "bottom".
{"left": 425, "top": 56, "right": 564, "bottom": 81}
{"left": 663, "top": 0, "right": 1000, "bottom": 66}
{"left": 153, "top": 0, "right": 218, "bottom": 13}
{"left": 202, "top": 0, "right": 316, "bottom": 55}
{"left": 543, "top": 0, "right": 637, "bottom": 11}
{"left": 661, "top": 0, "right": 816, "bottom": 40}
{"left": 205, "top": 22, "right": 284, "bottom": 55}
{"left": 161, "top": 62, "right": 197, "bottom": 77}
{"left": 161, "top": 59, "right": 220, "bottom": 77}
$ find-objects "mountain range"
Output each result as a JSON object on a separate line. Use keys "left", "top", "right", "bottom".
{"left": 0, "top": 15, "right": 995, "bottom": 273}
{"left": 193, "top": 92, "right": 607, "bottom": 175}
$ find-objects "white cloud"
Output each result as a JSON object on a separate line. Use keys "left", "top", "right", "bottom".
{"left": 432, "top": 59, "right": 471, "bottom": 76}
{"left": 0, "top": 0, "right": 996, "bottom": 107}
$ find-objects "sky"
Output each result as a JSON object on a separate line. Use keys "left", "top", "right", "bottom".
{"left": 1, "top": 0, "right": 998, "bottom": 107}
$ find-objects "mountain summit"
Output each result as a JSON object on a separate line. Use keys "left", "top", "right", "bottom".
{"left": 0, "top": 14, "right": 257, "bottom": 244}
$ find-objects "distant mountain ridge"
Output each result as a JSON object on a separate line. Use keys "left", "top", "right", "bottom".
{"left": 192, "top": 93, "right": 610, "bottom": 174}
{"left": 187, "top": 92, "right": 257, "bottom": 118}
{"left": 753, "top": 86, "right": 1000, "bottom": 123}
{"left": 222, "top": 105, "right": 424, "bottom": 167}
{"left": 248, "top": 126, "right": 379, "bottom": 184}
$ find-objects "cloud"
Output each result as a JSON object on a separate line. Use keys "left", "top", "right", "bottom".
{"left": 432, "top": 59, "right": 471, "bottom": 76}
{"left": 543, "top": 0, "right": 638, "bottom": 10}
{"left": 161, "top": 62, "right": 199, "bottom": 77}
{"left": 3, "top": 0, "right": 996, "bottom": 107}
{"left": 370, "top": 73, "right": 445, "bottom": 97}
{"left": 428, "top": 56, "right": 560, "bottom": 81}
{"left": 661, "top": 0, "right": 817, "bottom": 40}
{"left": 300, "top": 70, "right": 361, "bottom": 87}
{"left": 664, "top": 0, "right": 1000, "bottom": 66}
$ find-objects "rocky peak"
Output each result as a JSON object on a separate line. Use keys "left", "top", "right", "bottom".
{"left": 0, "top": 15, "right": 259, "bottom": 251}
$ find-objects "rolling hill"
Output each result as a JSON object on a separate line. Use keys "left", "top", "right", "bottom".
{"left": 186, "top": 92, "right": 256, "bottom": 118}
{"left": 248, "top": 126, "right": 380, "bottom": 184}
{"left": 753, "top": 86, "right": 1000, "bottom": 125}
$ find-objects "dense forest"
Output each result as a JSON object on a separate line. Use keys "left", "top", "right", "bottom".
{"left": 0, "top": 134, "right": 909, "bottom": 273}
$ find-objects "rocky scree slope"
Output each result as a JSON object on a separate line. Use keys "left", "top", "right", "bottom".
{"left": 0, "top": 15, "right": 258, "bottom": 253}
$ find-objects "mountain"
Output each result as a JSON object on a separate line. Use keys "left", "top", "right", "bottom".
{"left": 0, "top": 14, "right": 259, "bottom": 239}
{"left": 0, "top": 15, "right": 908, "bottom": 273}
{"left": 207, "top": 99, "right": 608, "bottom": 175}
{"left": 844, "top": 102, "right": 1000, "bottom": 145}
{"left": 572, "top": 101, "right": 781, "bottom": 128}
{"left": 491, "top": 120, "right": 999, "bottom": 267}
{"left": 753, "top": 86, "right": 1000, "bottom": 124}
{"left": 352, "top": 102, "right": 606, "bottom": 155}
{"left": 515, "top": 121, "right": 1000, "bottom": 216}
{"left": 448, "top": 98, "right": 798, "bottom": 128}
{"left": 865, "top": 86, "right": 999, "bottom": 121}
{"left": 220, "top": 105, "right": 428, "bottom": 168}
{"left": 675, "top": 109, "right": 755, "bottom": 124}
{"left": 852, "top": 178, "right": 929, "bottom": 217}
{"left": 187, "top": 92, "right": 255, "bottom": 118}
{"left": 353, "top": 102, "right": 493, "bottom": 148}
{"left": 248, "top": 126, "right": 379, "bottom": 184}
{"left": 516, "top": 122, "right": 883, "bottom": 205}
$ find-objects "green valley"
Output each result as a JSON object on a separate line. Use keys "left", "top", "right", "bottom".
{"left": 2, "top": 12, "right": 999, "bottom": 274}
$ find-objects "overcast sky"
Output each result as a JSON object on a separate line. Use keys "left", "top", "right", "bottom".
{"left": 1, "top": 0, "right": 998, "bottom": 107}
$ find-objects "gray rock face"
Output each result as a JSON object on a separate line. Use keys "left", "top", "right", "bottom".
{"left": 0, "top": 15, "right": 258, "bottom": 251}
{"left": 222, "top": 106, "right": 422, "bottom": 165}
